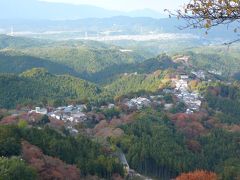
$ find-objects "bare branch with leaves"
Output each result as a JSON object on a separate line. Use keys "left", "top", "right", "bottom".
{"left": 166, "top": 0, "right": 240, "bottom": 44}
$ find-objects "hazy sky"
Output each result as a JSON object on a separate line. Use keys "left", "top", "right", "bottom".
{"left": 40, "top": 0, "right": 188, "bottom": 12}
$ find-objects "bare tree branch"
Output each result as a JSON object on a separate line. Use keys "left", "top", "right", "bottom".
{"left": 166, "top": 0, "right": 240, "bottom": 44}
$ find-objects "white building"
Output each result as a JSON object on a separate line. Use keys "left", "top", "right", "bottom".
{"left": 164, "top": 104, "right": 173, "bottom": 110}
{"left": 76, "top": 105, "right": 87, "bottom": 112}
{"left": 192, "top": 70, "right": 205, "bottom": 79}
{"left": 125, "top": 97, "right": 151, "bottom": 110}
{"left": 35, "top": 107, "right": 47, "bottom": 115}
{"left": 108, "top": 104, "right": 115, "bottom": 109}
{"left": 180, "top": 75, "right": 189, "bottom": 80}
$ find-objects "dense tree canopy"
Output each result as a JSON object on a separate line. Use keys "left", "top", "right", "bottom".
{"left": 0, "top": 68, "right": 102, "bottom": 108}
{"left": 23, "top": 127, "right": 124, "bottom": 178}
{"left": 0, "top": 156, "right": 37, "bottom": 180}
{"left": 0, "top": 125, "right": 124, "bottom": 178}
{"left": 113, "top": 109, "right": 240, "bottom": 179}
{"left": 0, "top": 125, "right": 21, "bottom": 157}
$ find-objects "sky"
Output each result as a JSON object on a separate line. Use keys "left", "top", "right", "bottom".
{"left": 40, "top": 0, "right": 188, "bottom": 12}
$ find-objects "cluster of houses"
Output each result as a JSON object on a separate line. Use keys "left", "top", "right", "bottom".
{"left": 173, "top": 75, "right": 202, "bottom": 114}
{"left": 28, "top": 105, "right": 89, "bottom": 135}
{"left": 29, "top": 105, "right": 88, "bottom": 124}
{"left": 124, "top": 97, "right": 152, "bottom": 110}
{"left": 48, "top": 105, "right": 87, "bottom": 123}
{"left": 191, "top": 70, "right": 206, "bottom": 80}
{"left": 29, "top": 72, "right": 205, "bottom": 124}
{"left": 124, "top": 95, "right": 174, "bottom": 111}
{"left": 208, "top": 69, "right": 222, "bottom": 76}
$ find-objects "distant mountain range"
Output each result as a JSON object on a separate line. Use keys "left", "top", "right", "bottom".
{"left": 1, "top": 0, "right": 165, "bottom": 19}
{"left": 0, "top": 16, "right": 237, "bottom": 42}
{"left": 0, "top": 0, "right": 237, "bottom": 43}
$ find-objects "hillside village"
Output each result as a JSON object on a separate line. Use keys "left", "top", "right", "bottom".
{"left": 24, "top": 69, "right": 213, "bottom": 136}
{"left": 14, "top": 68, "right": 214, "bottom": 178}
{"left": 173, "top": 74, "right": 202, "bottom": 114}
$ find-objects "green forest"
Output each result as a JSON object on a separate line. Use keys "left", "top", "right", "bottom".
{"left": 112, "top": 110, "right": 240, "bottom": 179}
{"left": 0, "top": 35, "right": 240, "bottom": 180}
{"left": 0, "top": 68, "right": 102, "bottom": 108}
{"left": 0, "top": 125, "right": 124, "bottom": 179}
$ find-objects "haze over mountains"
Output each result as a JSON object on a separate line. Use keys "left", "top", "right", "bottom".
{"left": 1, "top": 0, "right": 165, "bottom": 19}
{"left": 0, "top": 0, "right": 237, "bottom": 44}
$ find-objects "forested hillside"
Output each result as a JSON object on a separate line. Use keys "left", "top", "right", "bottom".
{"left": 22, "top": 45, "right": 146, "bottom": 73}
{"left": 0, "top": 68, "right": 101, "bottom": 108}
{"left": 0, "top": 34, "right": 48, "bottom": 49}
{"left": 84, "top": 53, "right": 177, "bottom": 83}
{"left": 0, "top": 125, "right": 124, "bottom": 179}
{"left": 113, "top": 110, "right": 240, "bottom": 179}
{"left": 0, "top": 35, "right": 151, "bottom": 76}
{"left": 0, "top": 53, "right": 177, "bottom": 108}
{"left": 205, "top": 83, "right": 240, "bottom": 125}
{"left": 2, "top": 35, "right": 240, "bottom": 82}
{"left": 105, "top": 69, "right": 173, "bottom": 96}
{"left": 183, "top": 45, "right": 240, "bottom": 78}
{"left": 0, "top": 50, "right": 79, "bottom": 76}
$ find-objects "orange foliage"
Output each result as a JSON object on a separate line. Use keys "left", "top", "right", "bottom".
{"left": 0, "top": 115, "right": 19, "bottom": 125}
{"left": 176, "top": 170, "right": 218, "bottom": 180}
{"left": 170, "top": 113, "right": 207, "bottom": 138}
{"left": 21, "top": 141, "right": 81, "bottom": 180}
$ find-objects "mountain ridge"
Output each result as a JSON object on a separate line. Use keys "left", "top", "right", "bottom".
{"left": 0, "top": 0, "right": 165, "bottom": 19}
